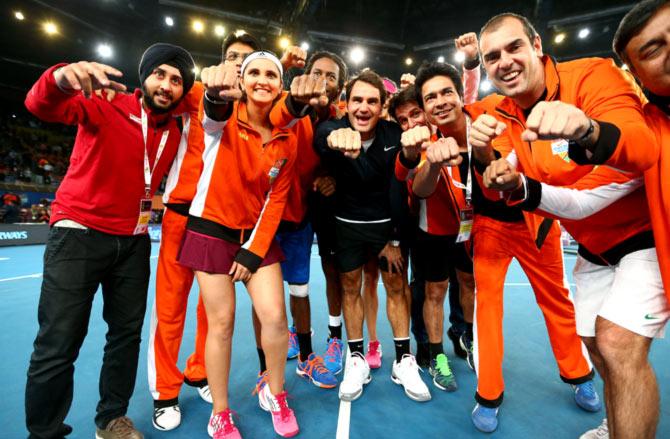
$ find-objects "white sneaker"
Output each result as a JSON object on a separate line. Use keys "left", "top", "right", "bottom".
{"left": 579, "top": 418, "right": 609, "bottom": 439}
{"left": 198, "top": 384, "right": 213, "bottom": 404}
{"left": 391, "top": 354, "right": 431, "bottom": 402}
{"left": 207, "top": 411, "right": 214, "bottom": 437}
{"left": 338, "top": 352, "right": 372, "bottom": 401}
{"left": 152, "top": 404, "right": 181, "bottom": 431}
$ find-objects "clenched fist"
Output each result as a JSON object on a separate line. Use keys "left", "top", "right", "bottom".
{"left": 327, "top": 128, "right": 362, "bottom": 159}
{"left": 201, "top": 63, "right": 242, "bottom": 101}
{"left": 400, "top": 73, "right": 416, "bottom": 89}
{"left": 400, "top": 125, "right": 431, "bottom": 161}
{"left": 522, "top": 101, "right": 595, "bottom": 143}
{"left": 290, "top": 74, "right": 329, "bottom": 107}
{"left": 455, "top": 32, "right": 479, "bottom": 63}
{"left": 426, "top": 137, "right": 462, "bottom": 166}
{"left": 483, "top": 158, "right": 521, "bottom": 191}
{"left": 280, "top": 46, "right": 307, "bottom": 70}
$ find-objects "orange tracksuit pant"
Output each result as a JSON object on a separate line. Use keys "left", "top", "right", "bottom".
{"left": 472, "top": 215, "right": 592, "bottom": 407}
{"left": 148, "top": 208, "right": 208, "bottom": 402}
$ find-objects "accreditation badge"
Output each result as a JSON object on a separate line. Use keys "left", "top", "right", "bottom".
{"left": 456, "top": 206, "right": 474, "bottom": 243}
{"left": 133, "top": 198, "right": 153, "bottom": 235}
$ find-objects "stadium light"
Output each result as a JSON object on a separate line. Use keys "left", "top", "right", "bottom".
{"left": 350, "top": 46, "right": 365, "bottom": 64}
{"left": 165, "top": 16, "right": 174, "bottom": 27}
{"left": 300, "top": 41, "right": 309, "bottom": 51}
{"left": 454, "top": 51, "right": 466, "bottom": 63}
{"left": 554, "top": 33, "right": 566, "bottom": 44}
{"left": 405, "top": 57, "right": 413, "bottom": 66}
{"left": 97, "top": 43, "right": 113, "bottom": 59}
{"left": 214, "top": 24, "right": 225, "bottom": 37}
{"left": 192, "top": 20, "right": 204, "bottom": 33}
{"left": 480, "top": 79, "right": 492, "bottom": 93}
{"left": 578, "top": 28, "right": 590, "bottom": 39}
{"left": 43, "top": 21, "right": 58, "bottom": 35}
{"left": 279, "top": 37, "right": 291, "bottom": 49}
{"left": 437, "top": 55, "right": 445, "bottom": 63}
{"left": 15, "top": 11, "right": 25, "bottom": 20}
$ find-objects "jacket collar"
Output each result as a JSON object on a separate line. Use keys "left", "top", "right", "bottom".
{"left": 236, "top": 100, "right": 291, "bottom": 140}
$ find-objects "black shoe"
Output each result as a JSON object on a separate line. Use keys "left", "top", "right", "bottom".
{"left": 460, "top": 333, "right": 475, "bottom": 371}
{"left": 447, "top": 327, "right": 467, "bottom": 359}
{"left": 415, "top": 342, "right": 430, "bottom": 368}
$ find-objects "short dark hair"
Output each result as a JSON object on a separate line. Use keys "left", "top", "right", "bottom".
{"left": 480, "top": 12, "right": 539, "bottom": 45}
{"left": 345, "top": 70, "right": 387, "bottom": 104}
{"left": 613, "top": 0, "right": 669, "bottom": 65}
{"left": 388, "top": 85, "right": 419, "bottom": 121}
{"left": 305, "top": 51, "right": 348, "bottom": 93}
{"left": 221, "top": 32, "right": 260, "bottom": 59}
{"left": 414, "top": 61, "right": 464, "bottom": 109}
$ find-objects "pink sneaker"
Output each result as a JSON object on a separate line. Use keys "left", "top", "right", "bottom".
{"left": 209, "top": 409, "right": 241, "bottom": 439}
{"left": 259, "top": 385, "right": 300, "bottom": 437}
{"left": 366, "top": 340, "right": 382, "bottom": 369}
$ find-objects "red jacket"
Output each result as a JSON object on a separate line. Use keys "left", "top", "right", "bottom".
{"left": 25, "top": 64, "right": 182, "bottom": 235}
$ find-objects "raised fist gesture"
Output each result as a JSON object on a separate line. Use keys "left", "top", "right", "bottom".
{"left": 280, "top": 45, "right": 307, "bottom": 70}
{"left": 400, "top": 125, "right": 431, "bottom": 161}
{"left": 455, "top": 32, "right": 479, "bottom": 63}
{"left": 522, "top": 101, "right": 594, "bottom": 143}
{"left": 400, "top": 73, "right": 416, "bottom": 89}
{"left": 290, "top": 74, "right": 329, "bottom": 107}
{"left": 426, "top": 137, "right": 462, "bottom": 166}
{"left": 483, "top": 158, "right": 521, "bottom": 191}
{"left": 201, "top": 63, "right": 242, "bottom": 101}
{"left": 54, "top": 62, "right": 126, "bottom": 98}
{"left": 327, "top": 128, "right": 362, "bottom": 159}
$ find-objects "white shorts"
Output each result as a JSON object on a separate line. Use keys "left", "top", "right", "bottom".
{"left": 572, "top": 248, "right": 669, "bottom": 338}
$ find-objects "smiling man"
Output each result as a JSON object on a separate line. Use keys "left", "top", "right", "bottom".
{"left": 24, "top": 43, "right": 195, "bottom": 439}
{"left": 470, "top": 11, "right": 661, "bottom": 438}
{"left": 314, "top": 70, "right": 431, "bottom": 403}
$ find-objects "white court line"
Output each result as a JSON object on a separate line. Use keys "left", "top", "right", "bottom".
{"left": 0, "top": 257, "right": 9, "bottom": 261}
{"left": 0, "top": 273, "right": 42, "bottom": 282}
{"left": 336, "top": 347, "right": 351, "bottom": 439}
{"left": 1, "top": 256, "right": 158, "bottom": 282}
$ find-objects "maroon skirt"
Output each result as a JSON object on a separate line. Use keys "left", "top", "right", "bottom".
{"left": 177, "top": 230, "right": 284, "bottom": 274}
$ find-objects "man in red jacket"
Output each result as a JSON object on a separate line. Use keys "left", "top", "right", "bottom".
{"left": 24, "top": 43, "right": 195, "bottom": 439}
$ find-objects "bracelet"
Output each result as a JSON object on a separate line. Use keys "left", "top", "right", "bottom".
{"left": 204, "top": 92, "right": 229, "bottom": 105}
{"left": 577, "top": 118, "right": 594, "bottom": 143}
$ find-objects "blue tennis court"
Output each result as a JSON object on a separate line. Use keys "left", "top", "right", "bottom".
{"left": 1, "top": 243, "right": 668, "bottom": 438}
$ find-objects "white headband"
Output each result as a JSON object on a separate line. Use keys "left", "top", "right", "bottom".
{"left": 240, "top": 51, "right": 283, "bottom": 78}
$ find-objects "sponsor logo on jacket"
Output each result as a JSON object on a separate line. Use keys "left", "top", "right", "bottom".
{"left": 268, "top": 158, "right": 288, "bottom": 185}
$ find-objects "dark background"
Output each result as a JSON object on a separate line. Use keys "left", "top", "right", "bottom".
{"left": 0, "top": 0, "right": 636, "bottom": 107}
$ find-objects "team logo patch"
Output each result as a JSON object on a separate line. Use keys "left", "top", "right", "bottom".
{"left": 268, "top": 158, "right": 288, "bottom": 184}
{"left": 551, "top": 139, "right": 570, "bottom": 163}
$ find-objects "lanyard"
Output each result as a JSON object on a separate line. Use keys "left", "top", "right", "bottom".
{"left": 140, "top": 100, "right": 169, "bottom": 197}
{"left": 444, "top": 115, "right": 472, "bottom": 205}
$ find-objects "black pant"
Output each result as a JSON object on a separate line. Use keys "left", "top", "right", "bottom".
{"left": 25, "top": 226, "right": 151, "bottom": 438}
{"left": 410, "top": 249, "right": 465, "bottom": 344}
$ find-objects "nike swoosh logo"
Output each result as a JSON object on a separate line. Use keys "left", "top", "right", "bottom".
{"left": 384, "top": 145, "right": 397, "bottom": 151}
{"left": 645, "top": 314, "right": 659, "bottom": 320}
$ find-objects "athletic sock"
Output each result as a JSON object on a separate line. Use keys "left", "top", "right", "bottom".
{"left": 328, "top": 324, "right": 342, "bottom": 339}
{"left": 297, "top": 332, "right": 313, "bottom": 362}
{"left": 257, "top": 347, "right": 267, "bottom": 374}
{"left": 394, "top": 337, "right": 411, "bottom": 362}
{"left": 429, "top": 342, "right": 444, "bottom": 360}
{"left": 348, "top": 338, "right": 364, "bottom": 356}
